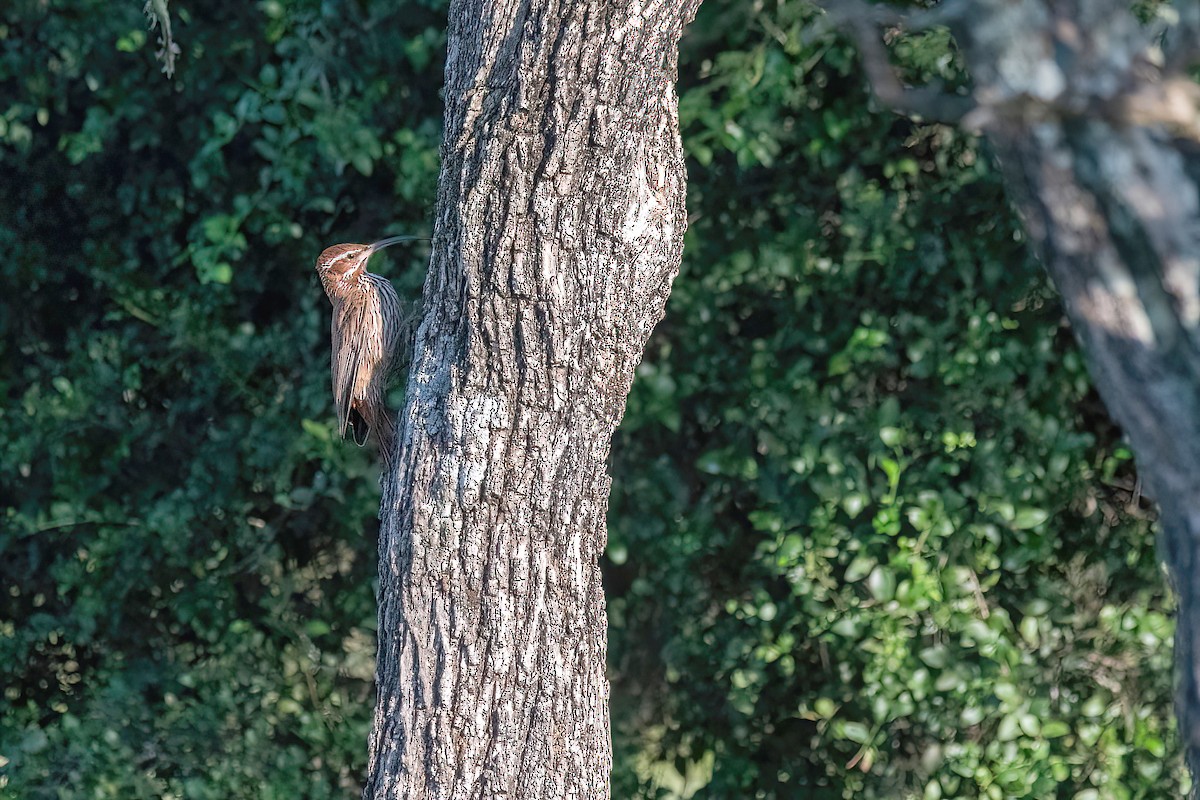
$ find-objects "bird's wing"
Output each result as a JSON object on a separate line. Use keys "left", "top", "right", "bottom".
{"left": 331, "top": 298, "right": 367, "bottom": 441}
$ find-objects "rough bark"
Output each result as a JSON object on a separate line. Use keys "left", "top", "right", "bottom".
{"left": 825, "top": 0, "right": 1200, "bottom": 780}
{"left": 364, "top": 1, "right": 701, "bottom": 798}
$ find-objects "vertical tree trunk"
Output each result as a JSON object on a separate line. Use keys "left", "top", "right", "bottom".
{"left": 949, "top": 4, "right": 1200, "bottom": 776}
{"left": 825, "top": 0, "right": 1200, "bottom": 779}
{"left": 364, "top": 2, "right": 700, "bottom": 797}
{"left": 984, "top": 87, "right": 1200, "bottom": 782}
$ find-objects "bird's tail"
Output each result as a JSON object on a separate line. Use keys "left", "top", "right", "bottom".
{"left": 348, "top": 400, "right": 396, "bottom": 469}
{"left": 375, "top": 408, "right": 397, "bottom": 470}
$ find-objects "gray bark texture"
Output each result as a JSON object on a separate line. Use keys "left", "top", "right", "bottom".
{"left": 364, "top": 1, "right": 701, "bottom": 798}
{"left": 826, "top": 0, "right": 1200, "bottom": 782}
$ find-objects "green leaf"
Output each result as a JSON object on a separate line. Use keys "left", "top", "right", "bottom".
{"left": 1042, "top": 720, "right": 1070, "bottom": 738}
{"left": 879, "top": 426, "right": 903, "bottom": 447}
{"left": 841, "top": 721, "right": 871, "bottom": 744}
{"left": 845, "top": 554, "right": 876, "bottom": 583}
{"left": 1012, "top": 507, "right": 1049, "bottom": 530}
{"left": 866, "top": 566, "right": 896, "bottom": 601}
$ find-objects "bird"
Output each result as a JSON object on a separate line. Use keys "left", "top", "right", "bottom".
{"left": 314, "top": 235, "right": 422, "bottom": 468}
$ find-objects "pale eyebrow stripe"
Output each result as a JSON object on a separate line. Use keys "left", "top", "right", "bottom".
{"left": 325, "top": 248, "right": 360, "bottom": 268}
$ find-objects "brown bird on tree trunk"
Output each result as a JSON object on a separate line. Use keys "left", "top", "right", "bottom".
{"left": 315, "top": 235, "right": 421, "bottom": 468}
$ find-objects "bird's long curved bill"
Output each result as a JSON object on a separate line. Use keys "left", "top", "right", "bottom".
{"left": 368, "top": 235, "right": 428, "bottom": 253}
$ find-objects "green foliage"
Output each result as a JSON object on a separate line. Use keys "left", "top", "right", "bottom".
{"left": 0, "top": 1, "right": 1183, "bottom": 799}
{"left": 1, "top": 0, "right": 439, "bottom": 796}
{"left": 610, "top": 3, "right": 1183, "bottom": 798}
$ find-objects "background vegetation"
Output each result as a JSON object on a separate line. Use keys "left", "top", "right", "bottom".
{"left": 0, "top": 0, "right": 1183, "bottom": 797}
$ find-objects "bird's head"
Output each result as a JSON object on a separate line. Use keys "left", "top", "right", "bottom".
{"left": 315, "top": 243, "right": 371, "bottom": 282}
{"left": 315, "top": 236, "right": 421, "bottom": 283}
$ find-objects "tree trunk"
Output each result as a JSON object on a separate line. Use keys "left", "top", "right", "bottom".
{"left": 826, "top": 0, "right": 1200, "bottom": 780}
{"left": 974, "top": 37, "right": 1200, "bottom": 784}
{"left": 364, "top": 1, "right": 701, "bottom": 797}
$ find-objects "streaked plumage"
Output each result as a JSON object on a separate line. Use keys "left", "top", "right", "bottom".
{"left": 315, "top": 236, "right": 418, "bottom": 467}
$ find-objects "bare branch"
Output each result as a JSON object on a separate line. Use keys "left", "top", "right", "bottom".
{"left": 817, "top": 0, "right": 1200, "bottom": 138}
{"left": 816, "top": 0, "right": 976, "bottom": 123}
{"left": 143, "top": 0, "right": 181, "bottom": 79}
